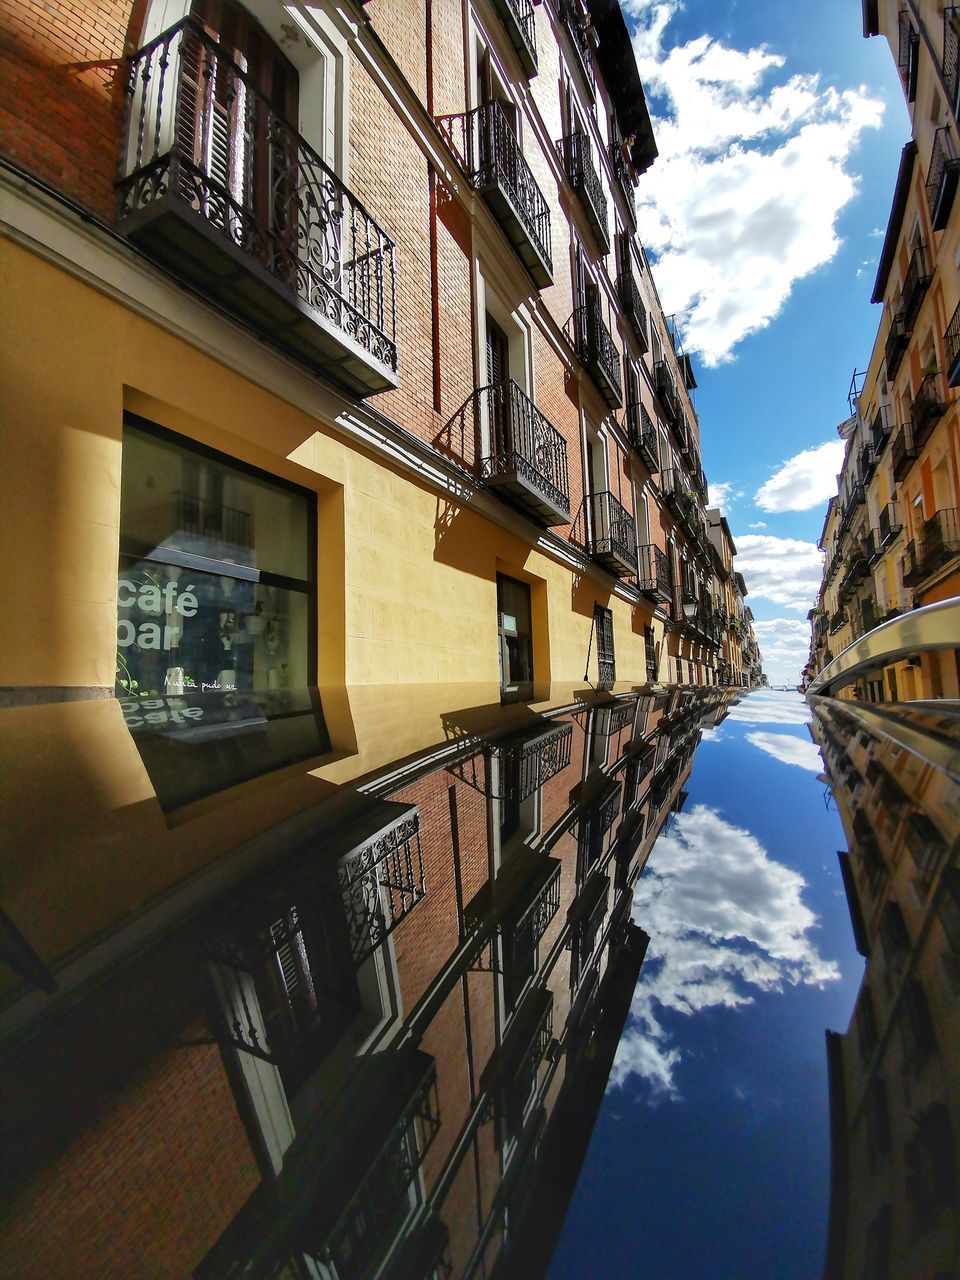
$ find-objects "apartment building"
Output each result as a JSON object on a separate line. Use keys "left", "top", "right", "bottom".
{"left": 0, "top": 678, "right": 737, "bottom": 1278}
{"left": 809, "top": 1, "right": 960, "bottom": 698}
{"left": 813, "top": 698, "right": 959, "bottom": 1280}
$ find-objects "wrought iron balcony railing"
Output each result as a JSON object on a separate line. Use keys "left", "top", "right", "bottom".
{"left": 900, "top": 241, "right": 932, "bottom": 331}
{"left": 945, "top": 8, "right": 960, "bottom": 117}
{"left": 617, "top": 260, "right": 648, "bottom": 350}
{"left": 946, "top": 299, "right": 960, "bottom": 388}
{"left": 459, "top": 380, "right": 571, "bottom": 526}
{"left": 609, "top": 140, "right": 636, "bottom": 225}
{"left": 927, "top": 126, "right": 960, "bottom": 231}
{"left": 871, "top": 403, "right": 893, "bottom": 455}
{"left": 637, "top": 542, "right": 672, "bottom": 604}
{"left": 858, "top": 441, "right": 877, "bottom": 484}
{"left": 557, "top": 0, "right": 595, "bottom": 91}
{"left": 829, "top": 607, "right": 847, "bottom": 635}
{"left": 864, "top": 528, "right": 881, "bottom": 565}
{"left": 916, "top": 507, "right": 960, "bottom": 582}
{"left": 558, "top": 131, "right": 608, "bottom": 251}
{"left": 898, "top": 7, "right": 919, "bottom": 100}
{"left": 878, "top": 501, "right": 902, "bottom": 547}
{"left": 586, "top": 489, "right": 637, "bottom": 577}
{"left": 503, "top": 722, "right": 574, "bottom": 801}
{"left": 491, "top": 0, "right": 538, "bottom": 77}
{"left": 118, "top": 19, "right": 398, "bottom": 396}
{"left": 625, "top": 399, "right": 659, "bottom": 472}
{"left": 891, "top": 423, "right": 917, "bottom": 482}
{"left": 654, "top": 360, "right": 680, "bottom": 424}
{"left": 572, "top": 304, "right": 623, "bottom": 407}
{"left": 885, "top": 311, "right": 908, "bottom": 381}
{"left": 900, "top": 539, "right": 920, "bottom": 588}
{"left": 910, "top": 370, "right": 947, "bottom": 448}
{"left": 437, "top": 101, "right": 552, "bottom": 285}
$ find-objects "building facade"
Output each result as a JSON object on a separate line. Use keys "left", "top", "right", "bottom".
{"left": 808, "top": 0, "right": 960, "bottom": 698}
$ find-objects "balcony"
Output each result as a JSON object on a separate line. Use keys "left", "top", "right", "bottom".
{"left": 917, "top": 507, "right": 960, "bottom": 581}
{"left": 946, "top": 300, "right": 960, "bottom": 388}
{"left": 618, "top": 266, "right": 648, "bottom": 352}
{"left": 557, "top": 0, "right": 595, "bottom": 91}
{"left": 654, "top": 360, "right": 681, "bottom": 424}
{"left": 864, "top": 528, "right": 881, "bottom": 565}
{"left": 117, "top": 20, "right": 398, "bottom": 396}
{"left": 609, "top": 141, "right": 636, "bottom": 226}
{"left": 625, "top": 400, "right": 659, "bottom": 472}
{"left": 586, "top": 490, "right": 637, "bottom": 577}
{"left": 558, "top": 131, "right": 609, "bottom": 252}
{"left": 926, "top": 127, "right": 960, "bottom": 231}
{"left": 572, "top": 304, "right": 623, "bottom": 407}
{"left": 885, "top": 311, "right": 908, "bottom": 381}
{"left": 871, "top": 404, "right": 893, "bottom": 456}
{"left": 901, "top": 242, "right": 932, "bottom": 331}
{"left": 858, "top": 441, "right": 877, "bottom": 484}
{"left": 878, "top": 501, "right": 902, "bottom": 547}
{"left": 637, "top": 542, "right": 672, "bottom": 604}
{"left": 469, "top": 381, "right": 571, "bottom": 526}
{"left": 945, "top": 7, "right": 960, "bottom": 117}
{"left": 898, "top": 8, "right": 919, "bottom": 101}
{"left": 910, "top": 371, "right": 947, "bottom": 449}
{"left": 660, "top": 469, "right": 700, "bottom": 542}
{"left": 829, "top": 608, "right": 847, "bottom": 635}
{"left": 438, "top": 101, "right": 552, "bottom": 286}
{"left": 891, "top": 423, "right": 917, "bottom": 481}
{"left": 491, "top": 0, "right": 538, "bottom": 77}
{"left": 901, "top": 540, "right": 920, "bottom": 588}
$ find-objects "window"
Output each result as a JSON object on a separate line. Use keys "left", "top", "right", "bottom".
{"left": 594, "top": 604, "right": 615, "bottom": 685}
{"left": 117, "top": 419, "right": 315, "bottom": 700}
{"left": 498, "top": 574, "right": 534, "bottom": 699}
{"left": 644, "top": 625, "right": 657, "bottom": 682}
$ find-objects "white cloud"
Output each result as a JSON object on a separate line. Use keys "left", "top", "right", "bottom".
{"left": 749, "top": 521, "right": 768, "bottom": 529}
{"left": 754, "top": 440, "right": 847, "bottom": 512}
{"left": 707, "top": 480, "right": 743, "bottom": 512}
{"left": 731, "top": 534, "right": 824, "bottom": 611}
{"left": 626, "top": 5, "right": 883, "bottom": 365}
{"left": 748, "top": 618, "right": 814, "bottom": 686}
{"left": 611, "top": 804, "right": 839, "bottom": 1100}
{"left": 747, "top": 731, "right": 823, "bottom": 771}
{"left": 726, "top": 690, "right": 812, "bottom": 725}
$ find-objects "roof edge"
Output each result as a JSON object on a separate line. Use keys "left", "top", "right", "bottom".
{"left": 871, "top": 142, "right": 917, "bottom": 304}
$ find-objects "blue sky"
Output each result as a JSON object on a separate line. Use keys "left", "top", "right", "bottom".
{"left": 624, "top": 0, "right": 910, "bottom": 682}
{"left": 548, "top": 692, "right": 863, "bottom": 1280}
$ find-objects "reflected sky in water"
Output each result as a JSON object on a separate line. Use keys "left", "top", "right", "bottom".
{"left": 550, "top": 692, "right": 864, "bottom": 1280}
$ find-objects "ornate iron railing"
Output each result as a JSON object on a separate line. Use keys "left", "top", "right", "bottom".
{"left": 617, "top": 267, "right": 648, "bottom": 350}
{"left": 945, "top": 299, "right": 960, "bottom": 387}
{"left": 871, "top": 403, "right": 893, "bottom": 455}
{"left": 557, "top": 130, "right": 608, "bottom": 248}
{"left": 885, "top": 311, "right": 908, "bottom": 381}
{"left": 927, "top": 126, "right": 960, "bottom": 230}
{"left": 625, "top": 400, "right": 658, "bottom": 471}
{"left": 829, "top": 607, "right": 847, "bottom": 635}
{"left": 491, "top": 0, "right": 538, "bottom": 75}
{"left": 900, "top": 241, "right": 931, "bottom": 330}
{"left": 475, "top": 381, "right": 571, "bottom": 519}
{"left": 609, "top": 140, "right": 636, "bottom": 224}
{"left": 916, "top": 507, "right": 960, "bottom": 580}
{"left": 437, "top": 101, "right": 552, "bottom": 278}
{"left": 654, "top": 359, "right": 680, "bottom": 423}
{"left": 572, "top": 304, "right": 623, "bottom": 404}
{"left": 587, "top": 490, "right": 637, "bottom": 569}
{"left": 901, "top": 539, "right": 920, "bottom": 588}
{"left": 338, "top": 815, "right": 426, "bottom": 965}
{"left": 891, "top": 423, "right": 917, "bottom": 482}
{"left": 878, "top": 501, "right": 902, "bottom": 546}
{"left": 174, "top": 491, "right": 251, "bottom": 549}
{"left": 119, "top": 20, "right": 398, "bottom": 378}
{"left": 557, "top": 0, "right": 594, "bottom": 90}
{"left": 910, "top": 370, "right": 946, "bottom": 445}
{"left": 945, "top": 9, "right": 960, "bottom": 115}
{"left": 507, "top": 861, "right": 562, "bottom": 980}
{"left": 898, "top": 7, "right": 919, "bottom": 100}
{"left": 858, "top": 441, "right": 876, "bottom": 484}
{"left": 504, "top": 723, "right": 574, "bottom": 801}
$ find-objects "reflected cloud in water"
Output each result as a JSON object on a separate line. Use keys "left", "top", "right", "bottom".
{"left": 746, "top": 731, "right": 824, "bottom": 772}
{"left": 726, "top": 691, "right": 813, "bottom": 726}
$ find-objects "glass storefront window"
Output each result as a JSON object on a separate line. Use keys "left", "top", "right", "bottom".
{"left": 117, "top": 420, "right": 315, "bottom": 698}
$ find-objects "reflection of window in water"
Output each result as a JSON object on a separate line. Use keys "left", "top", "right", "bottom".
{"left": 116, "top": 418, "right": 315, "bottom": 697}
{"left": 498, "top": 573, "right": 534, "bottom": 699}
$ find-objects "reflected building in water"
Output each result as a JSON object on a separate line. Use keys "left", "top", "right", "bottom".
{"left": 811, "top": 698, "right": 960, "bottom": 1280}
{"left": 0, "top": 683, "right": 738, "bottom": 1279}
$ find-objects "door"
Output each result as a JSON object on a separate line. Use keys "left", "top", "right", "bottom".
{"left": 498, "top": 573, "right": 534, "bottom": 700}
{"left": 487, "top": 314, "right": 511, "bottom": 459}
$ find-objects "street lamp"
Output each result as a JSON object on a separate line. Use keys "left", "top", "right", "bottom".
{"left": 682, "top": 598, "right": 698, "bottom": 621}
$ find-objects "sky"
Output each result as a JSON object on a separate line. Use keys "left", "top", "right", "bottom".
{"left": 548, "top": 691, "right": 864, "bottom": 1280}
{"left": 624, "top": 0, "right": 911, "bottom": 684}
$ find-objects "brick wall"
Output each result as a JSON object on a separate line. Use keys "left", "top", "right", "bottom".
{"left": 0, "top": 0, "right": 138, "bottom": 220}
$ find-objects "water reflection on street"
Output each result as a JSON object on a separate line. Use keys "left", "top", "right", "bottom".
{"left": 1, "top": 687, "right": 956, "bottom": 1280}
